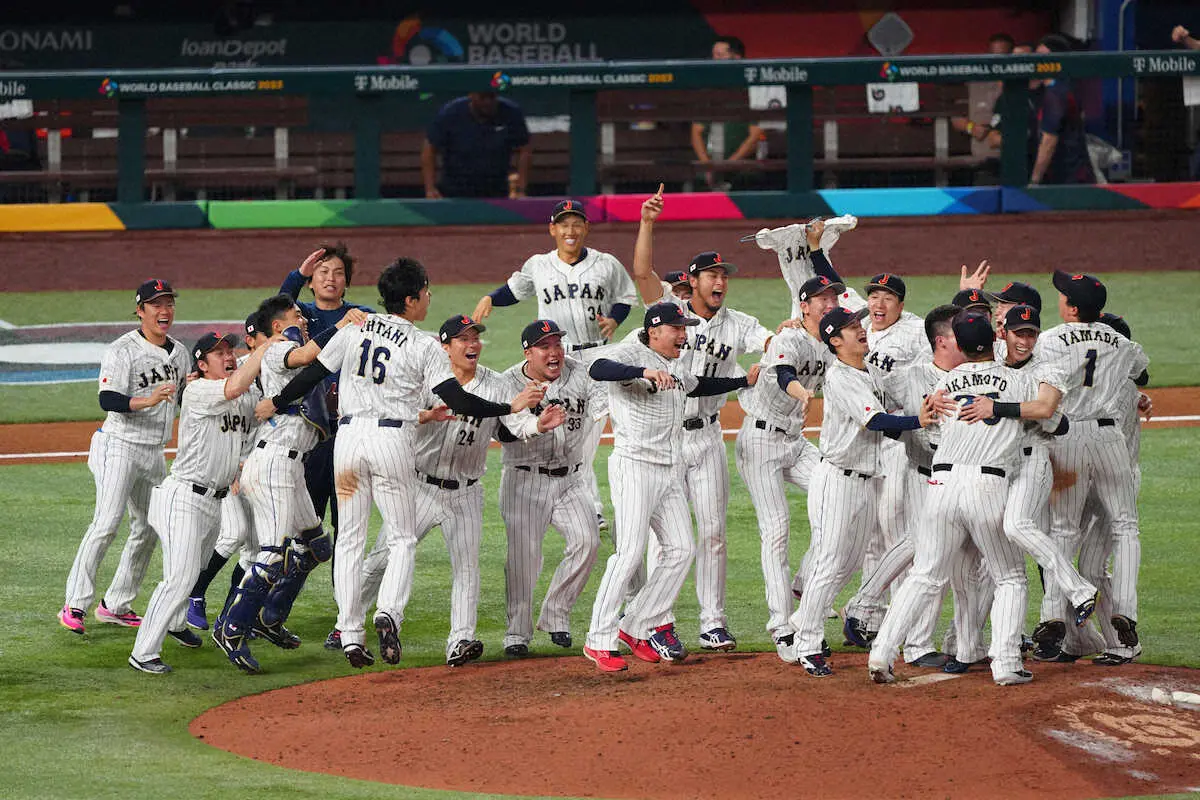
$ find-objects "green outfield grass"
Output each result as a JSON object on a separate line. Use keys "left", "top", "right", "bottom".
{"left": 1, "top": 270, "right": 1196, "bottom": 423}
{"left": 0, "top": 429, "right": 1196, "bottom": 799}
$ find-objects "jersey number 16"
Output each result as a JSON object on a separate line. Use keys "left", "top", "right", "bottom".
{"left": 357, "top": 341, "right": 391, "bottom": 384}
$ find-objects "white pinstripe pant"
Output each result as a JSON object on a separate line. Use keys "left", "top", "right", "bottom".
{"left": 586, "top": 455, "right": 695, "bottom": 651}
{"left": 361, "top": 478, "right": 484, "bottom": 656}
{"left": 131, "top": 476, "right": 221, "bottom": 662}
{"left": 1071, "top": 490, "right": 1135, "bottom": 658}
{"left": 331, "top": 422, "right": 418, "bottom": 649}
{"left": 65, "top": 430, "right": 164, "bottom": 614}
{"left": 871, "top": 467, "right": 1027, "bottom": 680}
{"left": 239, "top": 445, "right": 321, "bottom": 567}
{"left": 788, "top": 461, "right": 882, "bottom": 656}
{"left": 734, "top": 420, "right": 819, "bottom": 639}
{"left": 500, "top": 467, "right": 599, "bottom": 647}
{"left": 216, "top": 492, "right": 257, "bottom": 569}
{"left": 680, "top": 423, "right": 732, "bottom": 634}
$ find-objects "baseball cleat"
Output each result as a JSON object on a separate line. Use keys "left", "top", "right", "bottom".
{"left": 253, "top": 620, "right": 301, "bottom": 650}
{"left": 596, "top": 513, "right": 608, "bottom": 532}
{"left": 1111, "top": 615, "right": 1139, "bottom": 648}
{"left": 323, "top": 628, "right": 342, "bottom": 650}
{"left": 868, "top": 661, "right": 895, "bottom": 684}
{"left": 820, "top": 638, "right": 832, "bottom": 659}
{"left": 1092, "top": 648, "right": 1141, "bottom": 667}
{"left": 583, "top": 646, "right": 628, "bottom": 673}
{"left": 943, "top": 657, "right": 988, "bottom": 674}
{"left": 910, "top": 651, "right": 951, "bottom": 669}
{"left": 167, "top": 628, "right": 203, "bottom": 648}
{"left": 618, "top": 629, "right": 661, "bottom": 663}
{"left": 446, "top": 639, "right": 484, "bottom": 667}
{"left": 186, "top": 597, "right": 209, "bottom": 631}
{"left": 128, "top": 656, "right": 172, "bottom": 675}
{"left": 504, "top": 643, "right": 530, "bottom": 658}
{"left": 373, "top": 612, "right": 403, "bottom": 665}
{"left": 842, "top": 615, "right": 872, "bottom": 649}
{"left": 994, "top": 670, "right": 1034, "bottom": 686}
{"left": 549, "top": 631, "right": 573, "bottom": 649}
{"left": 797, "top": 652, "right": 832, "bottom": 677}
{"left": 58, "top": 605, "right": 86, "bottom": 635}
{"left": 344, "top": 644, "right": 376, "bottom": 669}
{"left": 1073, "top": 593, "right": 1098, "bottom": 627}
{"left": 212, "top": 623, "right": 261, "bottom": 674}
{"left": 95, "top": 600, "right": 142, "bottom": 627}
{"left": 1034, "top": 648, "right": 1080, "bottom": 663}
{"left": 774, "top": 633, "right": 798, "bottom": 664}
{"left": 1031, "top": 619, "right": 1066, "bottom": 651}
{"left": 698, "top": 627, "right": 737, "bottom": 652}
{"left": 648, "top": 624, "right": 688, "bottom": 663}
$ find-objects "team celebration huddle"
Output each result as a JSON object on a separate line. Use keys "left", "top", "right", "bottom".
{"left": 56, "top": 188, "right": 1152, "bottom": 688}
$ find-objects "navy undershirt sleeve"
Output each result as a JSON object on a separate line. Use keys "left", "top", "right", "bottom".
{"left": 690, "top": 376, "right": 749, "bottom": 397}
{"left": 810, "top": 249, "right": 843, "bottom": 284}
{"left": 99, "top": 390, "right": 132, "bottom": 413}
{"left": 865, "top": 412, "right": 922, "bottom": 432}
{"left": 608, "top": 303, "right": 631, "bottom": 324}
{"left": 488, "top": 285, "right": 519, "bottom": 306}
{"left": 775, "top": 364, "right": 799, "bottom": 392}
{"left": 433, "top": 379, "right": 513, "bottom": 418}
{"left": 589, "top": 359, "right": 645, "bottom": 382}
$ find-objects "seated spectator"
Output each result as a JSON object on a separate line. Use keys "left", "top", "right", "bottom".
{"left": 422, "top": 92, "right": 531, "bottom": 198}
{"left": 691, "top": 36, "right": 768, "bottom": 191}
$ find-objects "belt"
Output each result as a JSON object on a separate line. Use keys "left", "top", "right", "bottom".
{"left": 192, "top": 483, "right": 229, "bottom": 500}
{"left": 256, "top": 440, "right": 308, "bottom": 462}
{"left": 917, "top": 465, "right": 932, "bottom": 477}
{"left": 932, "top": 463, "right": 1006, "bottom": 479}
{"left": 416, "top": 469, "right": 478, "bottom": 491}
{"left": 515, "top": 463, "right": 581, "bottom": 477}
{"left": 279, "top": 406, "right": 302, "bottom": 416}
{"left": 754, "top": 419, "right": 788, "bottom": 435}
{"left": 571, "top": 342, "right": 602, "bottom": 352}
{"left": 1097, "top": 418, "right": 1115, "bottom": 427}
{"left": 339, "top": 415, "right": 404, "bottom": 428}
{"left": 820, "top": 457, "right": 873, "bottom": 480}
{"left": 1023, "top": 446, "right": 1033, "bottom": 456}
{"left": 683, "top": 413, "right": 719, "bottom": 431}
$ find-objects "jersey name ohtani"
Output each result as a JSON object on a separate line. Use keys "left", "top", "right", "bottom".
{"left": 361, "top": 316, "right": 411, "bottom": 346}
{"left": 136, "top": 363, "right": 182, "bottom": 389}
{"left": 541, "top": 282, "right": 606, "bottom": 304}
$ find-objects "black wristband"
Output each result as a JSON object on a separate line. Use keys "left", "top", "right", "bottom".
{"left": 993, "top": 401, "right": 1022, "bottom": 418}
{"left": 271, "top": 395, "right": 284, "bottom": 412}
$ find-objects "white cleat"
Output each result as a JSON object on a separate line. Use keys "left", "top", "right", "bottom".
{"left": 868, "top": 660, "right": 895, "bottom": 684}
{"left": 774, "top": 633, "right": 799, "bottom": 664}
{"left": 994, "top": 669, "right": 1034, "bottom": 686}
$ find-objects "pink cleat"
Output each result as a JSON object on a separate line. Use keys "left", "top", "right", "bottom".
{"left": 95, "top": 600, "right": 142, "bottom": 627}
{"left": 59, "top": 606, "right": 86, "bottom": 634}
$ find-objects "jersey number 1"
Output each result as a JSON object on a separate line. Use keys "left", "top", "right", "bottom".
{"left": 1082, "top": 348, "right": 1097, "bottom": 388}
{"left": 357, "top": 341, "right": 390, "bottom": 384}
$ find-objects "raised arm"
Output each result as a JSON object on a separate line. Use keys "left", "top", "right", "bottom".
{"left": 632, "top": 184, "right": 668, "bottom": 305}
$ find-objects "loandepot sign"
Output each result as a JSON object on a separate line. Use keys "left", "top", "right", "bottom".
{"left": 0, "top": 321, "right": 242, "bottom": 385}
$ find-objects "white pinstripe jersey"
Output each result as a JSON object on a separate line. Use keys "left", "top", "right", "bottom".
{"left": 755, "top": 225, "right": 866, "bottom": 317}
{"left": 499, "top": 355, "right": 604, "bottom": 468}
{"left": 413, "top": 365, "right": 540, "bottom": 481}
{"left": 739, "top": 325, "right": 831, "bottom": 435}
{"left": 677, "top": 304, "right": 772, "bottom": 419}
{"left": 603, "top": 340, "right": 698, "bottom": 466}
{"left": 96, "top": 330, "right": 191, "bottom": 446}
{"left": 317, "top": 315, "right": 453, "bottom": 421}
{"left": 256, "top": 340, "right": 319, "bottom": 452}
{"left": 818, "top": 359, "right": 888, "bottom": 474}
{"left": 865, "top": 313, "right": 930, "bottom": 394}
{"left": 1034, "top": 322, "right": 1149, "bottom": 422}
{"left": 878, "top": 358, "right": 948, "bottom": 470}
{"left": 506, "top": 248, "right": 639, "bottom": 347}
{"left": 1008, "top": 354, "right": 1069, "bottom": 448}
{"left": 171, "top": 378, "right": 256, "bottom": 489}
{"left": 931, "top": 360, "right": 1039, "bottom": 467}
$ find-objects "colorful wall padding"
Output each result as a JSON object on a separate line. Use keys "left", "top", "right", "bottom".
{"left": 1, "top": 185, "right": 1196, "bottom": 233}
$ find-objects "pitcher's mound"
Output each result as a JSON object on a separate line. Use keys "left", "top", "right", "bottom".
{"left": 192, "top": 652, "right": 1200, "bottom": 799}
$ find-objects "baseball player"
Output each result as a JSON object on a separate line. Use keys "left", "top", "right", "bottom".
{"left": 60, "top": 280, "right": 193, "bottom": 635}
{"left": 749, "top": 215, "right": 862, "bottom": 317}
{"left": 472, "top": 199, "right": 639, "bottom": 528}
{"left": 735, "top": 275, "right": 836, "bottom": 661}
{"left": 869, "top": 310, "right": 1061, "bottom": 687}
{"left": 785, "top": 306, "right": 943, "bottom": 677}
{"left": 353, "top": 316, "right": 565, "bottom": 665}
{"left": 185, "top": 311, "right": 270, "bottom": 630}
{"left": 499, "top": 319, "right": 608, "bottom": 656}
{"left": 210, "top": 294, "right": 358, "bottom": 672}
{"left": 260, "top": 257, "right": 545, "bottom": 669}
{"left": 128, "top": 331, "right": 273, "bottom": 673}
{"left": 582, "top": 303, "right": 758, "bottom": 672}
{"left": 1033, "top": 272, "right": 1149, "bottom": 662}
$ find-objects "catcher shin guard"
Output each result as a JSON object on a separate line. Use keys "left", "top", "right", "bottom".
{"left": 222, "top": 555, "right": 281, "bottom": 632}
{"left": 296, "top": 525, "right": 332, "bottom": 563}
{"left": 260, "top": 536, "right": 321, "bottom": 628}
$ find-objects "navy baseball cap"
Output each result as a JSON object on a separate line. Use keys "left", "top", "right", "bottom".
{"left": 687, "top": 251, "right": 737, "bottom": 276}
{"left": 664, "top": 270, "right": 689, "bottom": 286}
{"left": 551, "top": 199, "right": 587, "bottom": 223}
{"left": 244, "top": 312, "right": 260, "bottom": 337}
{"left": 644, "top": 302, "right": 700, "bottom": 330}
{"left": 994, "top": 281, "right": 1042, "bottom": 311}
{"left": 798, "top": 275, "right": 846, "bottom": 303}
{"left": 865, "top": 273, "right": 906, "bottom": 300}
{"left": 1053, "top": 270, "right": 1107, "bottom": 312}
{"left": 135, "top": 279, "right": 177, "bottom": 305}
{"left": 192, "top": 332, "right": 239, "bottom": 368}
{"left": 952, "top": 310, "right": 995, "bottom": 355}
{"left": 521, "top": 319, "right": 564, "bottom": 348}
{"left": 1004, "top": 304, "right": 1041, "bottom": 333}
{"left": 818, "top": 306, "right": 869, "bottom": 346}
{"left": 1098, "top": 312, "right": 1131, "bottom": 340}
{"left": 439, "top": 315, "right": 486, "bottom": 343}
{"left": 951, "top": 288, "right": 996, "bottom": 311}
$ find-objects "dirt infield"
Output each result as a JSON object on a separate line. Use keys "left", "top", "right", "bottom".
{"left": 2, "top": 387, "right": 1197, "bottom": 463}
{"left": 2, "top": 209, "right": 1199, "bottom": 293}
{"left": 191, "top": 653, "right": 1200, "bottom": 799}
